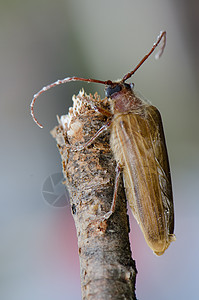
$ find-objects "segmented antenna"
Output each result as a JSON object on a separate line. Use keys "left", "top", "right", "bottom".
{"left": 30, "top": 77, "right": 113, "bottom": 128}
{"left": 30, "top": 31, "right": 166, "bottom": 128}
{"left": 122, "top": 31, "right": 166, "bottom": 82}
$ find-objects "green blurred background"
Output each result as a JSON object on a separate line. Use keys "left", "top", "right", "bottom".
{"left": 0, "top": 0, "right": 199, "bottom": 299}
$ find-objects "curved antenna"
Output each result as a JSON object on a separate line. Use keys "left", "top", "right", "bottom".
{"left": 122, "top": 31, "right": 166, "bottom": 83}
{"left": 30, "top": 76, "right": 113, "bottom": 128}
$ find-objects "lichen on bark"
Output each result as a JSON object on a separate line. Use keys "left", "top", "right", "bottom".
{"left": 51, "top": 90, "right": 137, "bottom": 300}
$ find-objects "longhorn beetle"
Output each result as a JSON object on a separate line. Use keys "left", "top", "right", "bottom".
{"left": 31, "top": 31, "right": 175, "bottom": 255}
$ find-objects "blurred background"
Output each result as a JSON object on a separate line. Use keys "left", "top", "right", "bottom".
{"left": 0, "top": 0, "right": 199, "bottom": 299}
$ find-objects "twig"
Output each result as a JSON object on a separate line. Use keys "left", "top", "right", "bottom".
{"left": 51, "top": 90, "right": 137, "bottom": 300}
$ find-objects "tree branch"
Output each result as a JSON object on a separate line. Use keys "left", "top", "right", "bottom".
{"left": 51, "top": 90, "right": 137, "bottom": 300}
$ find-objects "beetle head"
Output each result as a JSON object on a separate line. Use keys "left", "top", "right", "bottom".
{"left": 105, "top": 82, "right": 134, "bottom": 98}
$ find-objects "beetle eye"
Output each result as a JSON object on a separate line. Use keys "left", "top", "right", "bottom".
{"left": 105, "top": 85, "right": 121, "bottom": 97}
{"left": 124, "top": 83, "right": 134, "bottom": 90}
{"left": 124, "top": 83, "right": 131, "bottom": 89}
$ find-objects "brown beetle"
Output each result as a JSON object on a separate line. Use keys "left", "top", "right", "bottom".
{"left": 31, "top": 31, "right": 175, "bottom": 255}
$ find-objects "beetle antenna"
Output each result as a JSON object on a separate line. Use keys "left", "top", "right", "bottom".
{"left": 30, "top": 76, "right": 113, "bottom": 128}
{"left": 122, "top": 31, "right": 166, "bottom": 83}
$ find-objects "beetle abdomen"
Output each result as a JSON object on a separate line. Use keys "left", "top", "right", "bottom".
{"left": 110, "top": 105, "right": 175, "bottom": 255}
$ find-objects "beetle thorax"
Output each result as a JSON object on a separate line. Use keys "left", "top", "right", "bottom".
{"left": 110, "top": 87, "right": 143, "bottom": 114}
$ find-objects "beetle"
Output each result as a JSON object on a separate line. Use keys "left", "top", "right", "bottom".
{"left": 30, "top": 31, "right": 175, "bottom": 255}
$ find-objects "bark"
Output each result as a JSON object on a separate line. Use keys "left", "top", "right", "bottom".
{"left": 51, "top": 90, "right": 137, "bottom": 300}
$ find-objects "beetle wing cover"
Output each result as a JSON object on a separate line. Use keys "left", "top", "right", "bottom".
{"left": 111, "top": 105, "right": 175, "bottom": 255}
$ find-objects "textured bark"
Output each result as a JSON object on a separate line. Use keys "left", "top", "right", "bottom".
{"left": 51, "top": 90, "right": 137, "bottom": 300}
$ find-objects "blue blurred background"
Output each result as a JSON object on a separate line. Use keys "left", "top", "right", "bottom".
{"left": 0, "top": 0, "right": 199, "bottom": 299}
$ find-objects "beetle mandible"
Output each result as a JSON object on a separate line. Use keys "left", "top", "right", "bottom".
{"left": 30, "top": 31, "right": 175, "bottom": 255}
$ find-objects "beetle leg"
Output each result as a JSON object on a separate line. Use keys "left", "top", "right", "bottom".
{"left": 71, "top": 119, "right": 112, "bottom": 151}
{"left": 81, "top": 95, "right": 113, "bottom": 117}
{"left": 101, "top": 163, "right": 122, "bottom": 220}
{"left": 90, "top": 103, "right": 113, "bottom": 118}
